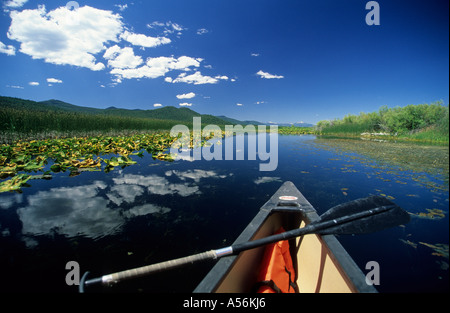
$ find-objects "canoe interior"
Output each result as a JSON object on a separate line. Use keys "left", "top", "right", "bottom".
{"left": 214, "top": 211, "right": 356, "bottom": 293}
{"left": 194, "top": 182, "right": 376, "bottom": 293}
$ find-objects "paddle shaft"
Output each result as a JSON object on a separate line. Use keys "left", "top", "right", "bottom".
{"left": 83, "top": 204, "right": 395, "bottom": 288}
{"left": 232, "top": 204, "right": 394, "bottom": 254}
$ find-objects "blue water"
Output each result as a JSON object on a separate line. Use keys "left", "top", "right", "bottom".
{"left": 0, "top": 135, "right": 448, "bottom": 292}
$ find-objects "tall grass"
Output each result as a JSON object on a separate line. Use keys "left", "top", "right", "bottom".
{"left": 0, "top": 107, "right": 187, "bottom": 143}
{"left": 316, "top": 102, "right": 449, "bottom": 143}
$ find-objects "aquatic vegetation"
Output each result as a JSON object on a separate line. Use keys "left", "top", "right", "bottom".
{"left": 419, "top": 242, "right": 449, "bottom": 259}
{"left": 0, "top": 133, "right": 180, "bottom": 193}
{"left": 400, "top": 239, "right": 449, "bottom": 263}
{"left": 313, "top": 137, "right": 449, "bottom": 192}
{"left": 410, "top": 209, "right": 446, "bottom": 220}
{"left": 399, "top": 239, "right": 418, "bottom": 249}
{"left": 277, "top": 126, "right": 315, "bottom": 135}
{"left": 0, "top": 174, "right": 32, "bottom": 193}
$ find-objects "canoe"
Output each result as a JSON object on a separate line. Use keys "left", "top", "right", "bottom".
{"left": 194, "top": 181, "right": 377, "bottom": 293}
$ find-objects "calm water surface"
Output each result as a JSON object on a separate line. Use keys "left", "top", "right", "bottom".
{"left": 0, "top": 135, "right": 448, "bottom": 292}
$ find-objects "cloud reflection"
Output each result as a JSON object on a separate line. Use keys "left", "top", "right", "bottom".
{"left": 17, "top": 182, "right": 122, "bottom": 240}
{"left": 13, "top": 169, "right": 229, "bottom": 242}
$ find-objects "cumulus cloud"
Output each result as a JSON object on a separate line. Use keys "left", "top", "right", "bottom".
{"left": 179, "top": 103, "right": 193, "bottom": 107}
{"left": 0, "top": 41, "right": 16, "bottom": 55}
{"left": 154, "top": 103, "right": 163, "bottom": 107}
{"left": 5, "top": 5, "right": 229, "bottom": 85}
{"left": 47, "top": 78, "right": 63, "bottom": 83}
{"left": 4, "top": 0, "right": 28, "bottom": 9}
{"left": 256, "top": 70, "right": 284, "bottom": 79}
{"left": 28, "top": 81, "right": 39, "bottom": 86}
{"left": 215, "top": 75, "right": 229, "bottom": 80}
{"left": 104, "top": 45, "right": 143, "bottom": 69}
{"left": 120, "top": 30, "right": 171, "bottom": 48}
{"left": 177, "top": 92, "right": 196, "bottom": 99}
{"left": 170, "top": 71, "right": 219, "bottom": 85}
{"left": 110, "top": 56, "right": 202, "bottom": 80}
{"left": 7, "top": 5, "right": 123, "bottom": 71}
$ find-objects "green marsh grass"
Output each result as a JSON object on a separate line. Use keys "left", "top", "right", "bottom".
{"left": 316, "top": 102, "right": 449, "bottom": 144}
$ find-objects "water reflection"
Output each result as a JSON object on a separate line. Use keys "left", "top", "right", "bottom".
{"left": 0, "top": 135, "right": 448, "bottom": 293}
{"left": 13, "top": 169, "right": 233, "bottom": 241}
{"left": 17, "top": 182, "right": 122, "bottom": 240}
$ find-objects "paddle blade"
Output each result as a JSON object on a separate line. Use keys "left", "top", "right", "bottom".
{"left": 318, "top": 196, "right": 410, "bottom": 235}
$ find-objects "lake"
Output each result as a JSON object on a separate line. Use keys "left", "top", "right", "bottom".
{"left": 0, "top": 134, "right": 448, "bottom": 293}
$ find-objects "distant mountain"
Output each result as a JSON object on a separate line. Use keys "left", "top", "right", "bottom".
{"left": 0, "top": 96, "right": 227, "bottom": 125}
{"left": 1, "top": 95, "right": 314, "bottom": 127}
{"left": 217, "top": 116, "right": 264, "bottom": 125}
{"left": 268, "top": 121, "right": 315, "bottom": 128}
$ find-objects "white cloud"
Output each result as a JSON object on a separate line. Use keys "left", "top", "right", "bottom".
{"left": 179, "top": 102, "right": 193, "bottom": 107}
{"left": 7, "top": 85, "right": 23, "bottom": 89}
{"left": 215, "top": 75, "right": 229, "bottom": 80}
{"left": 147, "top": 21, "right": 166, "bottom": 28}
{"left": 0, "top": 41, "right": 16, "bottom": 55}
{"left": 177, "top": 92, "right": 196, "bottom": 99}
{"left": 104, "top": 45, "right": 143, "bottom": 69}
{"left": 154, "top": 56, "right": 202, "bottom": 71}
{"left": 110, "top": 56, "right": 202, "bottom": 81}
{"left": 6, "top": 6, "right": 229, "bottom": 85}
{"left": 171, "top": 71, "right": 219, "bottom": 85}
{"left": 29, "top": 81, "right": 39, "bottom": 86}
{"left": 256, "top": 70, "right": 284, "bottom": 79}
{"left": 154, "top": 103, "right": 163, "bottom": 107}
{"left": 236, "top": 103, "right": 243, "bottom": 106}
{"left": 47, "top": 78, "right": 63, "bottom": 83}
{"left": 7, "top": 5, "right": 123, "bottom": 71}
{"left": 4, "top": 0, "right": 28, "bottom": 9}
{"left": 197, "top": 28, "right": 209, "bottom": 35}
{"left": 251, "top": 53, "right": 260, "bottom": 57}
{"left": 147, "top": 21, "right": 186, "bottom": 36}
{"left": 120, "top": 30, "right": 171, "bottom": 48}
{"left": 114, "top": 4, "right": 128, "bottom": 11}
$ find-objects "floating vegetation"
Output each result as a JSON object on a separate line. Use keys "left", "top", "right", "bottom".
{"left": 400, "top": 239, "right": 449, "bottom": 260}
{"left": 399, "top": 239, "right": 418, "bottom": 249}
{"left": 0, "top": 174, "right": 32, "bottom": 193}
{"left": 277, "top": 126, "right": 315, "bottom": 135}
{"left": 419, "top": 242, "right": 449, "bottom": 259}
{"left": 0, "top": 133, "right": 180, "bottom": 193}
{"left": 313, "top": 137, "right": 449, "bottom": 192}
{"left": 410, "top": 209, "right": 446, "bottom": 220}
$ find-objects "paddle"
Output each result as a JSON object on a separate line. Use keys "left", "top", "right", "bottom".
{"left": 79, "top": 195, "right": 409, "bottom": 292}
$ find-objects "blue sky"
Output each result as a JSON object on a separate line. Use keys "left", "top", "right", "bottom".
{"left": 0, "top": 0, "right": 448, "bottom": 124}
